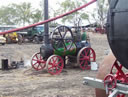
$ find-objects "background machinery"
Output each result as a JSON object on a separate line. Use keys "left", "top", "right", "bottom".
{"left": 0, "top": 35, "right": 6, "bottom": 45}
{"left": 5, "top": 32, "right": 22, "bottom": 44}
{"left": 0, "top": 25, "right": 23, "bottom": 44}
{"left": 18, "top": 25, "right": 44, "bottom": 43}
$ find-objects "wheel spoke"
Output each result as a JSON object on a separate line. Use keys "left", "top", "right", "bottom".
{"left": 57, "top": 60, "right": 62, "bottom": 65}
{"left": 48, "top": 62, "right": 53, "bottom": 65}
{"left": 80, "top": 60, "right": 84, "bottom": 66}
{"left": 35, "top": 55, "right": 39, "bottom": 60}
{"left": 84, "top": 61, "right": 88, "bottom": 68}
{"left": 39, "top": 63, "right": 43, "bottom": 68}
{"left": 85, "top": 48, "right": 90, "bottom": 56}
{"left": 56, "top": 40, "right": 63, "bottom": 48}
{"left": 90, "top": 57, "right": 94, "bottom": 59}
{"left": 52, "top": 57, "right": 55, "bottom": 64}
{"left": 32, "top": 59, "right": 38, "bottom": 61}
{"left": 48, "top": 67, "right": 54, "bottom": 73}
{"left": 84, "top": 49, "right": 87, "bottom": 56}
{"left": 56, "top": 61, "right": 63, "bottom": 68}
{"left": 80, "top": 58, "right": 84, "bottom": 60}
{"left": 55, "top": 66, "right": 58, "bottom": 73}
{"left": 41, "top": 61, "right": 46, "bottom": 64}
{"left": 62, "top": 40, "right": 67, "bottom": 50}
{"left": 48, "top": 66, "right": 53, "bottom": 70}
{"left": 37, "top": 63, "right": 41, "bottom": 69}
{"left": 33, "top": 62, "right": 38, "bottom": 66}
{"left": 89, "top": 52, "right": 93, "bottom": 56}
{"left": 80, "top": 53, "right": 85, "bottom": 57}
{"left": 40, "top": 55, "right": 42, "bottom": 60}
{"left": 62, "top": 28, "right": 68, "bottom": 39}
{"left": 58, "top": 28, "right": 63, "bottom": 38}
{"left": 66, "top": 41, "right": 73, "bottom": 50}
{"left": 54, "top": 57, "right": 58, "bottom": 64}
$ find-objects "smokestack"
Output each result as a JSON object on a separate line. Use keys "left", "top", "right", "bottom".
{"left": 44, "top": 0, "right": 49, "bottom": 44}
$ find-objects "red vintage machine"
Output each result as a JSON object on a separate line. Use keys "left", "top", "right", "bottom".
{"left": 84, "top": 0, "right": 128, "bottom": 97}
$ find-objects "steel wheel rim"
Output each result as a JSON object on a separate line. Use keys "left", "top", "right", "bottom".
{"left": 77, "top": 47, "right": 96, "bottom": 70}
{"left": 46, "top": 55, "right": 64, "bottom": 75}
{"left": 31, "top": 52, "right": 46, "bottom": 71}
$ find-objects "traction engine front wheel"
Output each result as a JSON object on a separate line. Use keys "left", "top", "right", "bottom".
{"left": 31, "top": 52, "right": 46, "bottom": 71}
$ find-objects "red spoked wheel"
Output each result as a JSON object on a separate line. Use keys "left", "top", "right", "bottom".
{"left": 77, "top": 47, "right": 96, "bottom": 70}
{"left": 104, "top": 74, "right": 117, "bottom": 90}
{"left": 46, "top": 55, "right": 64, "bottom": 75}
{"left": 116, "top": 94, "right": 125, "bottom": 97}
{"left": 31, "top": 52, "right": 46, "bottom": 71}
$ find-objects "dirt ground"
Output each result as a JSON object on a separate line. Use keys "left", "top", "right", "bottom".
{"left": 0, "top": 33, "right": 110, "bottom": 97}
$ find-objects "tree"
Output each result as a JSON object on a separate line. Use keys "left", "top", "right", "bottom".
{"left": 89, "top": 0, "right": 109, "bottom": 28}
{"left": 0, "top": 2, "right": 43, "bottom": 26}
{"left": 31, "top": 9, "right": 43, "bottom": 24}
{"left": 0, "top": 6, "right": 17, "bottom": 25}
{"left": 59, "top": 0, "right": 89, "bottom": 25}
{"left": 39, "top": 0, "right": 60, "bottom": 27}
{"left": 12, "top": 3, "right": 33, "bottom": 25}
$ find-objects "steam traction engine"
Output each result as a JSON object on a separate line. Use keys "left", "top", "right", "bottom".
{"left": 31, "top": 25, "right": 96, "bottom": 75}
{"left": 30, "top": 0, "right": 96, "bottom": 75}
{"left": 84, "top": 0, "right": 128, "bottom": 97}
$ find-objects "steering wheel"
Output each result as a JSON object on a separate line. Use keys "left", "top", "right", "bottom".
{"left": 51, "top": 25, "right": 74, "bottom": 52}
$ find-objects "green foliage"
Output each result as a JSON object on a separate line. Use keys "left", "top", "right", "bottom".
{"left": 0, "top": 2, "right": 42, "bottom": 25}
{"left": 0, "top": 6, "right": 17, "bottom": 25}
{"left": 59, "top": 0, "right": 89, "bottom": 24}
{"left": 91, "top": 0, "right": 109, "bottom": 27}
{"left": 39, "top": 0, "right": 89, "bottom": 25}
{"left": 31, "top": 9, "right": 42, "bottom": 24}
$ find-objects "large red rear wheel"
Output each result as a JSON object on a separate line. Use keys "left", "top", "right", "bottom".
{"left": 77, "top": 47, "right": 96, "bottom": 70}
{"left": 31, "top": 52, "right": 46, "bottom": 71}
{"left": 46, "top": 55, "right": 64, "bottom": 75}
